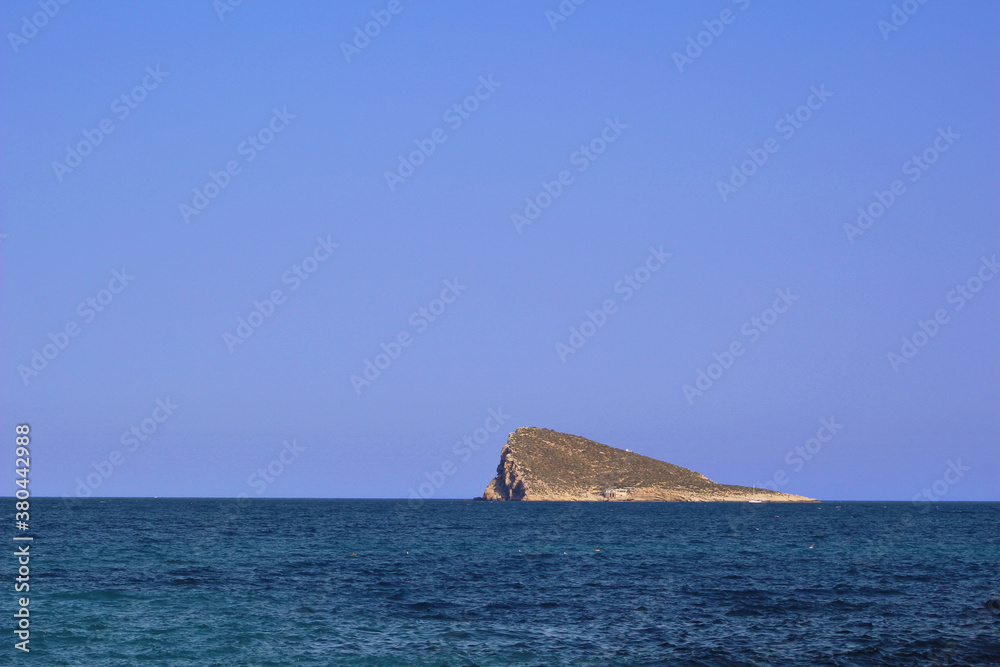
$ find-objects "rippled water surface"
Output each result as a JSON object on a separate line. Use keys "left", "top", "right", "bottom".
{"left": 18, "top": 499, "right": 1000, "bottom": 665}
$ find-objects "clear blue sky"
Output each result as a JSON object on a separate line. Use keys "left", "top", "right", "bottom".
{"left": 2, "top": 1, "right": 997, "bottom": 501}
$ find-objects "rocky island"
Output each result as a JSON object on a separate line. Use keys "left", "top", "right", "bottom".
{"left": 481, "top": 427, "right": 816, "bottom": 502}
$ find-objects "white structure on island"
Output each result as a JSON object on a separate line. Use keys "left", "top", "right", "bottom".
{"left": 600, "top": 487, "right": 634, "bottom": 499}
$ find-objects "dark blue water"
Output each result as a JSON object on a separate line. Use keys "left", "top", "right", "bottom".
{"left": 13, "top": 499, "right": 1000, "bottom": 665}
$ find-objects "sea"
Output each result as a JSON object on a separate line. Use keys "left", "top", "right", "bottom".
{"left": 13, "top": 498, "right": 1000, "bottom": 666}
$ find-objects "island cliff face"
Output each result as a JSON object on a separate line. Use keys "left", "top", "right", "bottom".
{"left": 482, "top": 427, "right": 816, "bottom": 502}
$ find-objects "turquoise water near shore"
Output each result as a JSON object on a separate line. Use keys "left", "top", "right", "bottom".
{"left": 15, "top": 499, "right": 1000, "bottom": 665}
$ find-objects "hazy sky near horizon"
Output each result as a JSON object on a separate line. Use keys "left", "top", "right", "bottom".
{"left": 2, "top": 1, "right": 997, "bottom": 502}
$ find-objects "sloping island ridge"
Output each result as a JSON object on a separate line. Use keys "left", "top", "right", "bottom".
{"left": 481, "top": 427, "right": 816, "bottom": 502}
